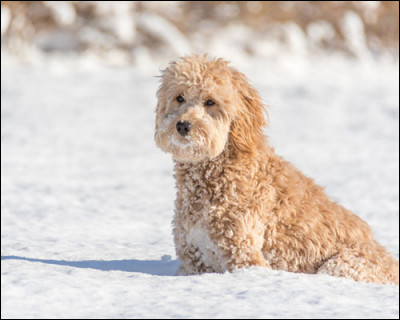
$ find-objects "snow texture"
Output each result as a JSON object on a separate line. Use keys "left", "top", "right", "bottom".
{"left": 1, "top": 55, "right": 399, "bottom": 318}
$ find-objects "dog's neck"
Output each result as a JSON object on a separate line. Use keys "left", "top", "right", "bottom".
{"left": 174, "top": 146, "right": 230, "bottom": 181}
{"left": 173, "top": 142, "right": 269, "bottom": 181}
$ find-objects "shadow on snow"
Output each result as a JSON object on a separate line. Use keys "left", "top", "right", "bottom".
{"left": 1, "top": 255, "right": 179, "bottom": 276}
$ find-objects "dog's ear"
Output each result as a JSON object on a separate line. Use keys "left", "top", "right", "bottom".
{"left": 229, "top": 69, "right": 267, "bottom": 154}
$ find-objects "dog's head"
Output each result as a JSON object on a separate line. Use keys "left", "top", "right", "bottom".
{"left": 155, "top": 55, "right": 266, "bottom": 163}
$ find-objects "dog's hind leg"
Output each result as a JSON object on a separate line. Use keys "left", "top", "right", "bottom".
{"left": 317, "top": 240, "right": 399, "bottom": 284}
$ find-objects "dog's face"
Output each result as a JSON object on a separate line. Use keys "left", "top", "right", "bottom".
{"left": 155, "top": 55, "right": 266, "bottom": 163}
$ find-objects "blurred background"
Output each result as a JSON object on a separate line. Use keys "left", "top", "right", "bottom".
{"left": 1, "top": 1, "right": 399, "bottom": 70}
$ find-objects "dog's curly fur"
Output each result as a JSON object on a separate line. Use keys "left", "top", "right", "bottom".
{"left": 155, "top": 54, "right": 399, "bottom": 284}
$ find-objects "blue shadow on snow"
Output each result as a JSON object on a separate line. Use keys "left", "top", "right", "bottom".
{"left": 1, "top": 255, "right": 179, "bottom": 276}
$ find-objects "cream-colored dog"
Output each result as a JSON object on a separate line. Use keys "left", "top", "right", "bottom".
{"left": 155, "top": 54, "right": 399, "bottom": 284}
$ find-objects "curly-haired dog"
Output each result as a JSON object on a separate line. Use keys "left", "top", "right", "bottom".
{"left": 154, "top": 55, "right": 399, "bottom": 284}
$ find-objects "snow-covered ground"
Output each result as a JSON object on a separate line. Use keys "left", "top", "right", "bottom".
{"left": 1, "top": 54, "right": 399, "bottom": 318}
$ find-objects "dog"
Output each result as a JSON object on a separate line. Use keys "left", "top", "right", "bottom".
{"left": 154, "top": 54, "right": 399, "bottom": 284}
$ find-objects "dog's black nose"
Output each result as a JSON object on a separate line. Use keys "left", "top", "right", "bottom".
{"left": 176, "top": 121, "right": 191, "bottom": 136}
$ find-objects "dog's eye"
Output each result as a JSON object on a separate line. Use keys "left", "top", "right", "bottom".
{"left": 176, "top": 95, "right": 184, "bottom": 103}
{"left": 205, "top": 99, "right": 215, "bottom": 106}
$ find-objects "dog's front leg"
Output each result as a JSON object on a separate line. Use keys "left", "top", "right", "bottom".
{"left": 175, "top": 242, "right": 215, "bottom": 275}
{"left": 209, "top": 213, "right": 270, "bottom": 272}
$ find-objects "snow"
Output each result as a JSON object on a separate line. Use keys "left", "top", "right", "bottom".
{"left": 1, "top": 54, "right": 399, "bottom": 318}
{"left": 1, "top": 5, "right": 11, "bottom": 35}
{"left": 137, "top": 12, "right": 191, "bottom": 56}
{"left": 43, "top": 1, "right": 76, "bottom": 26}
{"left": 341, "top": 11, "right": 370, "bottom": 60}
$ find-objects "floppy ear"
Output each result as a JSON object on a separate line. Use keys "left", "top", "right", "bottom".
{"left": 229, "top": 69, "right": 267, "bottom": 154}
